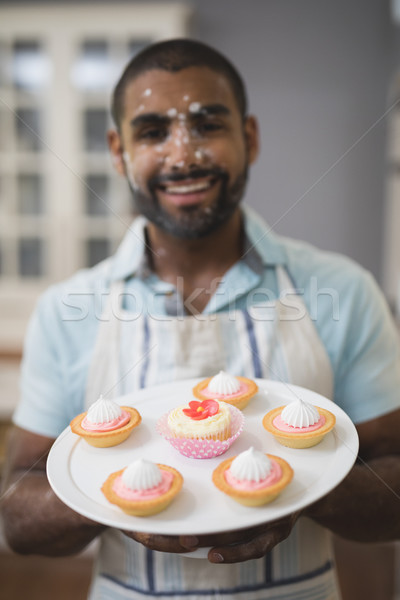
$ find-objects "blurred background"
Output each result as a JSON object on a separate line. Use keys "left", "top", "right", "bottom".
{"left": 0, "top": 0, "right": 399, "bottom": 598}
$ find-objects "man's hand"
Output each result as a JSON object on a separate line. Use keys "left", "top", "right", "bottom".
{"left": 206, "top": 512, "right": 300, "bottom": 563}
{"left": 122, "top": 511, "right": 300, "bottom": 563}
{"left": 1, "top": 426, "right": 104, "bottom": 555}
{"left": 122, "top": 531, "right": 199, "bottom": 554}
{"left": 304, "top": 408, "right": 400, "bottom": 542}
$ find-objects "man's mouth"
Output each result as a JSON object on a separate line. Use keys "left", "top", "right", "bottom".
{"left": 149, "top": 168, "right": 227, "bottom": 208}
{"left": 160, "top": 179, "right": 214, "bottom": 195}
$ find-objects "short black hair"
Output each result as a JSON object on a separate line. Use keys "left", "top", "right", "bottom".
{"left": 111, "top": 38, "right": 248, "bottom": 128}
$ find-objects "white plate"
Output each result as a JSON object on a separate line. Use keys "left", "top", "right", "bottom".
{"left": 47, "top": 378, "right": 359, "bottom": 536}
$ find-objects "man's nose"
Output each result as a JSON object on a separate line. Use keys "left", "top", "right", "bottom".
{"left": 163, "top": 124, "right": 201, "bottom": 170}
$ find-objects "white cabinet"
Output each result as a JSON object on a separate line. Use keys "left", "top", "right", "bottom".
{"left": 0, "top": 3, "right": 191, "bottom": 352}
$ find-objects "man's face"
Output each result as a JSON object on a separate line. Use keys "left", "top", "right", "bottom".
{"left": 110, "top": 66, "right": 259, "bottom": 239}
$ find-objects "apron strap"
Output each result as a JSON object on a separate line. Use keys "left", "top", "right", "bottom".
{"left": 274, "top": 265, "right": 334, "bottom": 398}
{"left": 84, "top": 280, "right": 124, "bottom": 408}
{"left": 276, "top": 264, "right": 297, "bottom": 294}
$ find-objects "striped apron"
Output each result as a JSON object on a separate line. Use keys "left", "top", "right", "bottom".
{"left": 86, "top": 266, "right": 341, "bottom": 600}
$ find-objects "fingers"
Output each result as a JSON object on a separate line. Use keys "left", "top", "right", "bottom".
{"left": 208, "top": 528, "right": 281, "bottom": 563}
{"left": 121, "top": 512, "right": 301, "bottom": 561}
{"left": 123, "top": 531, "right": 181, "bottom": 553}
{"left": 195, "top": 530, "right": 249, "bottom": 548}
{"left": 121, "top": 531, "right": 199, "bottom": 554}
{"left": 198, "top": 521, "right": 289, "bottom": 552}
{"left": 207, "top": 514, "right": 300, "bottom": 564}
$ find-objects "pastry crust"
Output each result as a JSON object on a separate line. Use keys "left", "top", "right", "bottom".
{"left": 70, "top": 406, "right": 141, "bottom": 447}
{"left": 212, "top": 454, "right": 293, "bottom": 506}
{"left": 101, "top": 464, "right": 183, "bottom": 516}
{"left": 192, "top": 376, "right": 258, "bottom": 410}
{"left": 262, "top": 406, "right": 336, "bottom": 449}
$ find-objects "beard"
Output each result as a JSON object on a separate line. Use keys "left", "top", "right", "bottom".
{"left": 128, "top": 165, "right": 249, "bottom": 240}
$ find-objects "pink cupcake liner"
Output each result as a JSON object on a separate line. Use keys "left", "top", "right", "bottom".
{"left": 156, "top": 405, "right": 245, "bottom": 459}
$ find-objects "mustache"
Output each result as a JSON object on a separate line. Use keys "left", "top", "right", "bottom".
{"left": 149, "top": 167, "right": 228, "bottom": 189}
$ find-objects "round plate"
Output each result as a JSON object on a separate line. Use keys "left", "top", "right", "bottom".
{"left": 47, "top": 378, "right": 359, "bottom": 536}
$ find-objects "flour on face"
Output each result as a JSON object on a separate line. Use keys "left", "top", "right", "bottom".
{"left": 189, "top": 102, "right": 201, "bottom": 113}
{"left": 123, "top": 151, "right": 139, "bottom": 190}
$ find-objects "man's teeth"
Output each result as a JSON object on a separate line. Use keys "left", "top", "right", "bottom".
{"left": 164, "top": 181, "right": 212, "bottom": 194}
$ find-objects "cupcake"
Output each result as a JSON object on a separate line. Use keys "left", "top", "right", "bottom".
{"left": 157, "top": 399, "right": 244, "bottom": 459}
{"left": 167, "top": 399, "right": 231, "bottom": 441}
{"left": 70, "top": 395, "right": 141, "bottom": 447}
{"left": 192, "top": 371, "right": 258, "bottom": 410}
{"left": 212, "top": 447, "right": 293, "bottom": 506}
{"left": 101, "top": 458, "right": 183, "bottom": 516}
{"left": 262, "top": 398, "right": 336, "bottom": 449}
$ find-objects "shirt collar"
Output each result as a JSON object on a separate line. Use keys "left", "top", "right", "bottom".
{"left": 109, "top": 205, "right": 287, "bottom": 282}
{"left": 241, "top": 204, "right": 287, "bottom": 267}
{"left": 110, "top": 215, "right": 149, "bottom": 282}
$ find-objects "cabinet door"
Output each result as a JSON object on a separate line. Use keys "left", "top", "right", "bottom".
{"left": 0, "top": 3, "right": 191, "bottom": 353}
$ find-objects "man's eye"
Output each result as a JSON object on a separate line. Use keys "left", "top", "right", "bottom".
{"left": 195, "top": 121, "right": 223, "bottom": 135}
{"left": 139, "top": 128, "right": 167, "bottom": 141}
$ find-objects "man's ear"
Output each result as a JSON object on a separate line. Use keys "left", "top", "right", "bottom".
{"left": 107, "top": 129, "right": 126, "bottom": 176}
{"left": 243, "top": 115, "right": 260, "bottom": 165}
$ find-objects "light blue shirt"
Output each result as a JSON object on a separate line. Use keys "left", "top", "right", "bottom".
{"left": 14, "top": 206, "right": 400, "bottom": 436}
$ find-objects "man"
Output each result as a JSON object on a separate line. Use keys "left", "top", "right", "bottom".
{"left": 2, "top": 39, "right": 400, "bottom": 600}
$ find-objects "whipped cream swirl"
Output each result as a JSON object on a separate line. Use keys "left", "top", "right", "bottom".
{"left": 281, "top": 399, "right": 320, "bottom": 428}
{"left": 86, "top": 395, "right": 122, "bottom": 424}
{"left": 121, "top": 459, "right": 162, "bottom": 491}
{"left": 230, "top": 447, "right": 271, "bottom": 482}
{"left": 208, "top": 371, "right": 240, "bottom": 395}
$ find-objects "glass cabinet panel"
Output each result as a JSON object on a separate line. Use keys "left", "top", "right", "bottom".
{"left": 85, "top": 174, "right": 110, "bottom": 215}
{"left": 15, "top": 108, "right": 42, "bottom": 152}
{"left": 17, "top": 173, "right": 43, "bottom": 215}
{"left": 18, "top": 237, "right": 44, "bottom": 277}
{"left": 72, "top": 40, "right": 111, "bottom": 92}
{"left": 12, "top": 40, "right": 50, "bottom": 91}
{"left": 86, "top": 237, "right": 110, "bottom": 268}
{"left": 84, "top": 108, "right": 108, "bottom": 152}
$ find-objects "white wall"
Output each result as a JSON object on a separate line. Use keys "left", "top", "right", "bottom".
{"left": 192, "top": 0, "right": 393, "bottom": 283}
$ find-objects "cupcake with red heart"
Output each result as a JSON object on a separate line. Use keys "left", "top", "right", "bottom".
{"left": 168, "top": 399, "right": 231, "bottom": 441}
{"left": 192, "top": 371, "right": 258, "bottom": 410}
{"left": 70, "top": 395, "right": 141, "bottom": 447}
{"left": 157, "top": 398, "right": 244, "bottom": 459}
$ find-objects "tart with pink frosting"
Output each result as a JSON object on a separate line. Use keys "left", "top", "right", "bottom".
{"left": 101, "top": 459, "right": 183, "bottom": 516}
{"left": 262, "top": 398, "right": 335, "bottom": 449}
{"left": 192, "top": 371, "right": 258, "bottom": 410}
{"left": 212, "top": 447, "right": 293, "bottom": 506}
{"left": 70, "top": 395, "right": 141, "bottom": 447}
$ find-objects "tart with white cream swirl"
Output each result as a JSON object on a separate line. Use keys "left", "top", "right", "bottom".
{"left": 262, "top": 398, "right": 335, "bottom": 448}
{"left": 70, "top": 395, "right": 141, "bottom": 447}
{"left": 212, "top": 447, "right": 293, "bottom": 506}
{"left": 192, "top": 371, "right": 258, "bottom": 410}
{"left": 102, "top": 459, "right": 183, "bottom": 516}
